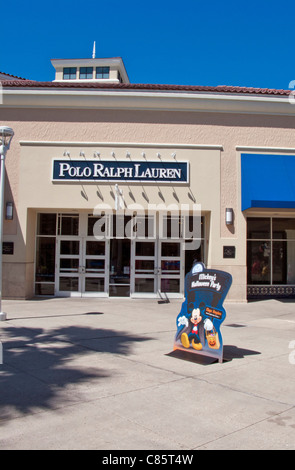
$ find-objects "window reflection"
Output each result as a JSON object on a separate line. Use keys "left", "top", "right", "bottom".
{"left": 247, "top": 241, "right": 270, "bottom": 284}
{"left": 247, "top": 217, "right": 295, "bottom": 286}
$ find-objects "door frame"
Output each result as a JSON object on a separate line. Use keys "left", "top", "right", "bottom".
{"left": 157, "top": 239, "right": 184, "bottom": 299}
{"left": 130, "top": 238, "right": 184, "bottom": 299}
{"left": 55, "top": 236, "right": 83, "bottom": 297}
{"left": 55, "top": 236, "right": 109, "bottom": 297}
{"left": 53, "top": 214, "right": 185, "bottom": 298}
{"left": 131, "top": 239, "right": 158, "bottom": 298}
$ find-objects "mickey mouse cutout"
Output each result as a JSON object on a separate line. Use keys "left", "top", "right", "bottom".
{"left": 174, "top": 262, "right": 232, "bottom": 363}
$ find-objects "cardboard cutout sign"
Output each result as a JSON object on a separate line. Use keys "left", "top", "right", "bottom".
{"left": 174, "top": 262, "right": 232, "bottom": 363}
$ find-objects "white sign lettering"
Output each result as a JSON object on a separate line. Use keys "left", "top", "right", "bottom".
{"left": 53, "top": 160, "right": 189, "bottom": 184}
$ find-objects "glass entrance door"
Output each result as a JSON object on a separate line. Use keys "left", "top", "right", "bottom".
{"left": 56, "top": 237, "right": 82, "bottom": 296}
{"left": 83, "top": 239, "right": 108, "bottom": 296}
{"left": 131, "top": 239, "right": 183, "bottom": 298}
{"left": 36, "top": 212, "right": 205, "bottom": 299}
{"left": 158, "top": 241, "right": 183, "bottom": 297}
{"left": 55, "top": 237, "right": 108, "bottom": 297}
{"left": 132, "top": 240, "right": 157, "bottom": 296}
{"left": 109, "top": 239, "right": 131, "bottom": 297}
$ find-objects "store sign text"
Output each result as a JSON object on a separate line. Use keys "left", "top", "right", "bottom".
{"left": 52, "top": 160, "right": 189, "bottom": 183}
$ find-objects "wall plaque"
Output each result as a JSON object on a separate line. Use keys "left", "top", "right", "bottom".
{"left": 2, "top": 242, "right": 14, "bottom": 255}
{"left": 223, "top": 246, "right": 236, "bottom": 259}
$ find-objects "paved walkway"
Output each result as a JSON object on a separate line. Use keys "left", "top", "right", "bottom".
{"left": 0, "top": 297, "right": 294, "bottom": 450}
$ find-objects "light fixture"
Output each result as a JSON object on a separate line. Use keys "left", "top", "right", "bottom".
{"left": 0, "top": 126, "right": 14, "bottom": 321}
{"left": 5, "top": 202, "right": 13, "bottom": 220}
{"left": 0, "top": 127, "right": 14, "bottom": 151}
{"left": 141, "top": 152, "right": 146, "bottom": 159}
{"left": 171, "top": 152, "right": 176, "bottom": 159}
{"left": 111, "top": 151, "right": 115, "bottom": 158}
{"left": 126, "top": 151, "right": 131, "bottom": 158}
{"left": 225, "top": 208, "right": 234, "bottom": 225}
{"left": 94, "top": 151, "right": 100, "bottom": 158}
{"left": 79, "top": 150, "right": 85, "bottom": 157}
{"left": 156, "top": 152, "right": 161, "bottom": 159}
{"left": 63, "top": 150, "right": 70, "bottom": 157}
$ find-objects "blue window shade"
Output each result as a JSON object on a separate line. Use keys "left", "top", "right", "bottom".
{"left": 241, "top": 154, "right": 295, "bottom": 211}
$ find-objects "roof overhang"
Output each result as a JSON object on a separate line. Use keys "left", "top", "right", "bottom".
{"left": 0, "top": 85, "right": 293, "bottom": 115}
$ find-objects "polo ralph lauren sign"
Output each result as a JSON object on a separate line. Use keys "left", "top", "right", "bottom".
{"left": 52, "top": 160, "right": 189, "bottom": 184}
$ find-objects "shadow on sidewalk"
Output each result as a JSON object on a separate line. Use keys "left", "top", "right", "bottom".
{"left": 167, "top": 344, "right": 261, "bottom": 365}
{"left": 0, "top": 324, "right": 154, "bottom": 420}
{"left": 223, "top": 344, "right": 261, "bottom": 360}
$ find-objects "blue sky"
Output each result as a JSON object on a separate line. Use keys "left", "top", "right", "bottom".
{"left": 1, "top": 0, "right": 294, "bottom": 90}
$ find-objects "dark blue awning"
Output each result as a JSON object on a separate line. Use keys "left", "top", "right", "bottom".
{"left": 241, "top": 153, "right": 295, "bottom": 211}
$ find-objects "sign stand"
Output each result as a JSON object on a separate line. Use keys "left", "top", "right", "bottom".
{"left": 173, "top": 262, "right": 232, "bottom": 364}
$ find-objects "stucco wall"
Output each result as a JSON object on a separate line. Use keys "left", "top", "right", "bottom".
{"left": 1, "top": 106, "right": 295, "bottom": 300}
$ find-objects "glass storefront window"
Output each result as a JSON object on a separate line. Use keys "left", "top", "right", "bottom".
{"left": 60, "top": 258, "right": 79, "bottom": 273}
{"left": 112, "top": 214, "right": 131, "bottom": 238}
{"left": 109, "top": 239, "right": 131, "bottom": 297}
{"left": 134, "top": 215, "right": 155, "bottom": 239}
{"left": 185, "top": 240, "right": 204, "bottom": 276}
{"left": 161, "top": 278, "right": 180, "bottom": 293}
{"left": 184, "top": 215, "right": 204, "bottom": 239}
{"left": 60, "top": 240, "right": 80, "bottom": 255}
{"left": 35, "top": 214, "right": 57, "bottom": 295}
{"left": 161, "top": 215, "right": 182, "bottom": 239}
{"left": 135, "top": 260, "right": 154, "bottom": 274}
{"left": 86, "top": 241, "right": 105, "bottom": 256}
{"left": 161, "top": 260, "right": 180, "bottom": 273}
{"left": 59, "top": 277, "right": 79, "bottom": 292}
{"left": 247, "top": 218, "right": 270, "bottom": 240}
{"left": 85, "top": 278, "right": 104, "bottom": 292}
{"left": 247, "top": 217, "right": 295, "bottom": 286}
{"left": 35, "top": 237, "right": 56, "bottom": 283}
{"left": 161, "top": 242, "right": 180, "bottom": 257}
{"left": 35, "top": 211, "right": 205, "bottom": 297}
{"left": 135, "top": 278, "right": 154, "bottom": 293}
{"left": 273, "top": 241, "right": 295, "bottom": 284}
{"left": 58, "top": 214, "right": 79, "bottom": 236}
{"left": 247, "top": 241, "right": 270, "bottom": 284}
{"left": 85, "top": 259, "right": 105, "bottom": 273}
{"left": 135, "top": 241, "right": 155, "bottom": 257}
{"left": 272, "top": 218, "right": 295, "bottom": 239}
{"left": 109, "top": 285, "right": 130, "bottom": 297}
{"left": 88, "top": 215, "right": 109, "bottom": 237}
{"left": 37, "top": 213, "right": 57, "bottom": 235}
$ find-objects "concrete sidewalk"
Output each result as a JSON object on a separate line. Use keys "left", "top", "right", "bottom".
{"left": 0, "top": 297, "right": 294, "bottom": 450}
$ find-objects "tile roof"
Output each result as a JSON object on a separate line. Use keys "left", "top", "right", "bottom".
{"left": 0, "top": 72, "right": 29, "bottom": 81}
{"left": 0, "top": 78, "right": 290, "bottom": 96}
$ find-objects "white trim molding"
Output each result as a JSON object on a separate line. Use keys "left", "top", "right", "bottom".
{"left": 236, "top": 145, "right": 295, "bottom": 153}
{"left": 19, "top": 141, "right": 224, "bottom": 150}
{"left": 2, "top": 87, "right": 294, "bottom": 116}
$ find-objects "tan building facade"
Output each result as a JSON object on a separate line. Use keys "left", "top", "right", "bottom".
{"left": 1, "top": 57, "right": 295, "bottom": 302}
